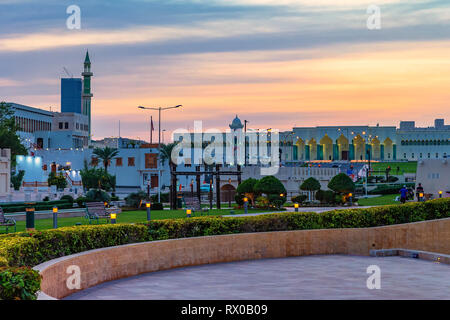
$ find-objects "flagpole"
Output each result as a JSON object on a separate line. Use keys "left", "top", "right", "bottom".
{"left": 150, "top": 116, "right": 153, "bottom": 144}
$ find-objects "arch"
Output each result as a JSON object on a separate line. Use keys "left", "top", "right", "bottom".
{"left": 336, "top": 134, "right": 349, "bottom": 160}
{"left": 383, "top": 137, "right": 393, "bottom": 160}
{"left": 320, "top": 134, "right": 333, "bottom": 161}
{"left": 371, "top": 137, "right": 381, "bottom": 160}
{"left": 220, "top": 184, "right": 236, "bottom": 203}
{"left": 308, "top": 138, "right": 317, "bottom": 160}
{"left": 353, "top": 134, "right": 365, "bottom": 160}
{"left": 295, "top": 138, "right": 305, "bottom": 160}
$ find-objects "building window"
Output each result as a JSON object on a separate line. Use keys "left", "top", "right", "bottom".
{"left": 411, "top": 153, "right": 414, "bottom": 159}
{"left": 420, "top": 153, "right": 422, "bottom": 158}
{"left": 403, "top": 153, "right": 406, "bottom": 159}
{"left": 59, "top": 122, "right": 63, "bottom": 129}
{"left": 128, "top": 157, "right": 135, "bottom": 166}
{"left": 65, "top": 122, "right": 69, "bottom": 129}
{"left": 116, "top": 158, "right": 123, "bottom": 166}
{"left": 145, "top": 153, "right": 158, "bottom": 168}
{"left": 76, "top": 123, "right": 79, "bottom": 130}
{"left": 436, "top": 153, "right": 439, "bottom": 158}
{"left": 428, "top": 153, "right": 431, "bottom": 158}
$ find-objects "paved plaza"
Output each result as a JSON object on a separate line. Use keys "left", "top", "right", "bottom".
{"left": 66, "top": 255, "right": 450, "bottom": 300}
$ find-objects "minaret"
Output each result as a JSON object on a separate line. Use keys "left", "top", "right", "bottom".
{"left": 82, "top": 50, "right": 93, "bottom": 142}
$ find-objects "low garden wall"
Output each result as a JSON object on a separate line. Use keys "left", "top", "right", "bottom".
{"left": 1, "top": 198, "right": 449, "bottom": 300}
{"left": 36, "top": 217, "right": 450, "bottom": 299}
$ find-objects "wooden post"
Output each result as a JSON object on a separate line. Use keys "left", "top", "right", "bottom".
{"left": 216, "top": 164, "right": 221, "bottom": 209}
{"left": 196, "top": 166, "right": 201, "bottom": 205}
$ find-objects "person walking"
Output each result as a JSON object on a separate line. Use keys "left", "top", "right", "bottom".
{"left": 400, "top": 185, "right": 408, "bottom": 204}
{"left": 416, "top": 183, "right": 424, "bottom": 202}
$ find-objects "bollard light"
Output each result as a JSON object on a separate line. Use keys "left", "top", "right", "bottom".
{"left": 419, "top": 193, "right": 424, "bottom": 198}
{"left": 349, "top": 193, "right": 353, "bottom": 197}
{"left": 280, "top": 194, "right": 284, "bottom": 197}
{"left": 52, "top": 207, "right": 58, "bottom": 229}
{"left": 186, "top": 209, "right": 192, "bottom": 218}
{"left": 146, "top": 202, "right": 151, "bottom": 221}
{"left": 110, "top": 213, "right": 117, "bottom": 224}
{"left": 243, "top": 198, "right": 248, "bottom": 215}
{"left": 294, "top": 203, "right": 299, "bottom": 212}
{"left": 104, "top": 202, "right": 108, "bottom": 207}
{"left": 243, "top": 197, "right": 248, "bottom": 202}
{"left": 439, "top": 190, "right": 443, "bottom": 198}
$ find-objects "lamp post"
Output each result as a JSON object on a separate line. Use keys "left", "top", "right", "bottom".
{"left": 138, "top": 105, "right": 183, "bottom": 203}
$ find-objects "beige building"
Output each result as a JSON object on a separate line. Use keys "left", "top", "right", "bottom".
{"left": 0, "top": 149, "right": 11, "bottom": 198}
{"left": 415, "top": 159, "right": 450, "bottom": 199}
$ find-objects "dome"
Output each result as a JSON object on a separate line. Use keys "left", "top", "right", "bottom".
{"left": 229, "top": 115, "right": 244, "bottom": 130}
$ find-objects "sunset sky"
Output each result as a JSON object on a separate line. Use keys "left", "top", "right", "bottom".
{"left": 1, "top": 0, "right": 450, "bottom": 140}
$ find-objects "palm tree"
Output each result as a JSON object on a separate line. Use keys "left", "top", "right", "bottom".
{"left": 93, "top": 147, "right": 119, "bottom": 174}
{"left": 159, "top": 142, "right": 178, "bottom": 167}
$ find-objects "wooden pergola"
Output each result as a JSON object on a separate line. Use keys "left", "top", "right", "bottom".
{"left": 170, "top": 164, "right": 242, "bottom": 210}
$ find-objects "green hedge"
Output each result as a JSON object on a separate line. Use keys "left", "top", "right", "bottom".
{"left": 1, "top": 198, "right": 449, "bottom": 269}
{"left": 0, "top": 200, "right": 73, "bottom": 213}
{"left": 0, "top": 198, "right": 449, "bottom": 299}
{"left": 0, "top": 267, "right": 41, "bottom": 300}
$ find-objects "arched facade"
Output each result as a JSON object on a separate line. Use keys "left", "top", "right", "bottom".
{"left": 296, "top": 138, "right": 305, "bottom": 160}
{"left": 336, "top": 134, "right": 349, "bottom": 160}
{"left": 353, "top": 134, "right": 365, "bottom": 160}
{"left": 308, "top": 138, "right": 317, "bottom": 160}
{"left": 320, "top": 135, "right": 333, "bottom": 161}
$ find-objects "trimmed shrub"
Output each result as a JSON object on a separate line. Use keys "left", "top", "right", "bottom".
{"left": 125, "top": 191, "right": 147, "bottom": 208}
{"left": 291, "top": 195, "right": 307, "bottom": 204}
{"left": 86, "top": 189, "right": 111, "bottom": 203}
{"left": 328, "top": 173, "right": 355, "bottom": 194}
{"left": 60, "top": 195, "right": 74, "bottom": 204}
{"left": 151, "top": 193, "right": 169, "bottom": 203}
{"left": 0, "top": 267, "right": 41, "bottom": 300}
{"left": 316, "top": 190, "right": 335, "bottom": 204}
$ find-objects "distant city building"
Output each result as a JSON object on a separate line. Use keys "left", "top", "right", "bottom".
{"left": 281, "top": 119, "right": 450, "bottom": 162}
{"left": 8, "top": 52, "right": 92, "bottom": 150}
{"left": 61, "top": 78, "right": 82, "bottom": 114}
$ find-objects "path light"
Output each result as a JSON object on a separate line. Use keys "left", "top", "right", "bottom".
{"left": 294, "top": 203, "right": 299, "bottom": 212}
{"left": 186, "top": 209, "right": 192, "bottom": 218}
{"left": 439, "top": 191, "right": 443, "bottom": 198}
{"left": 53, "top": 207, "right": 58, "bottom": 229}
{"left": 243, "top": 197, "right": 248, "bottom": 215}
{"left": 280, "top": 193, "right": 284, "bottom": 197}
{"left": 110, "top": 213, "right": 117, "bottom": 224}
{"left": 146, "top": 202, "right": 151, "bottom": 221}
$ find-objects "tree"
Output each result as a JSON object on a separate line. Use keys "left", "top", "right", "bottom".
{"left": 300, "top": 177, "right": 321, "bottom": 201}
{"left": 80, "top": 160, "right": 116, "bottom": 191}
{"left": 236, "top": 178, "right": 259, "bottom": 206}
{"left": 328, "top": 173, "right": 355, "bottom": 194}
{"left": 159, "top": 142, "right": 178, "bottom": 167}
{"left": 0, "top": 102, "right": 27, "bottom": 166}
{"left": 48, "top": 172, "right": 68, "bottom": 190}
{"left": 92, "top": 147, "right": 119, "bottom": 173}
{"left": 254, "top": 176, "right": 286, "bottom": 207}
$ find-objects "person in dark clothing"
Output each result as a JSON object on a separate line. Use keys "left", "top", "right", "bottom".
{"left": 400, "top": 185, "right": 408, "bottom": 204}
{"left": 416, "top": 183, "right": 424, "bottom": 202}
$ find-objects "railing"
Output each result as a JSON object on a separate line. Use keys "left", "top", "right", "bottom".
{"left": 22, "top": 182, "right": 49, "bottom": 187}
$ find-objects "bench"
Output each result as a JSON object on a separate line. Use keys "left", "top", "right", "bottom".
{"left": 85, "top": 202, "right": 111, "bottom": 224}
{"left": 0, "top": 207, "right": 16, "bottom": 233}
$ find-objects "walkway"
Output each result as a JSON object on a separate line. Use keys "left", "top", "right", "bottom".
{"left": 65, "top": 255, "right": 450, "bottom": 300}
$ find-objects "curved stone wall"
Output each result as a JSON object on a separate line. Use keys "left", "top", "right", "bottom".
{"left": 35, "top": 218, "right": 450, "bottom": 299}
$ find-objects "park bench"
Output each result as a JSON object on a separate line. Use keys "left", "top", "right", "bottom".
{"left": 85, "top": 202, "right": 111, "bottom": 224}
{"left": 0, "top": 206, "right": 16, "bottom": 233}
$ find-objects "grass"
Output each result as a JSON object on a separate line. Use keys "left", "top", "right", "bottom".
{"left": 371, "top": 162, "right": 417, "bottom": 174}
{"left": 7, "top": 208, "right": 280, "bottom": 233}
{"left": 357, "top": 194, "right": 399, "bottom": 206}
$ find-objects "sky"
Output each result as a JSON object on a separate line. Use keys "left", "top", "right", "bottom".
{"left": 1, "top": 0, "right": 450, "bottom": 141}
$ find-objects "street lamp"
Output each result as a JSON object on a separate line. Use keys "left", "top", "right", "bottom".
{"left": 138, "top": 105, "right": 183, "bottom": 202}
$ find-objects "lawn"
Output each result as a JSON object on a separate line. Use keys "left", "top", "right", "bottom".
{"left": 357, "top": 194, "right": 399, "bottom": 206}
{"left": 371, "top": 162, "right": 417, "bottom": 174}
{"left": 8, "top": 208, "right": 279, "bottom": 233}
